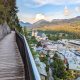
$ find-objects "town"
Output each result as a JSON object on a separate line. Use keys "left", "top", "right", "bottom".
{"left": 0, "top": 0, "right": 80, "bottom": 80}
{"left": 27, "top": 29, "right": 80, "bottom": 80}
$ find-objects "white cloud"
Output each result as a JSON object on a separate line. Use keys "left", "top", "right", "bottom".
{"left": 29, "top": 0, "right": 80, "bottom": 7}
{"left": 23, "top": 0, "right": 80, "bottom": 8}
{"left": 35, "top": 13, "right": 54, "bottom": 21}
{"left": 17, "top": 12, "right": 75, "bottom": 23}
{"left": 17, "top": 13, "right": 53, "bottom": 23}
{"left": 39, "top": 0, "right": 80, "bottom": 4}
{"left": 35, "top": 14, "right": 45, "bottom": 21}
{"left": 17, "top": 13, "right": 35, "bottom": 23}
{"left": 64, "top": 6, "right": 70, "bottom": 16}
{"left": 63, "top": 6, "right": 79, "bottom": 19}
{"left": 75, "top": 6, "right": 80, "bottom": 13}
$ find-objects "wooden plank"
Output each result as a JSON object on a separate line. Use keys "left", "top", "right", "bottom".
{"left": 0, "top": 31, "right": 25, "bottom": 80}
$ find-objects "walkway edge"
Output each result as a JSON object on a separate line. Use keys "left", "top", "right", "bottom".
{"left": 23, "top": 36, "right": 41, "bottom": 80}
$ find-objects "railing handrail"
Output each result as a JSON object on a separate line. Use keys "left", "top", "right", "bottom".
{"left": 23, "top": 36, "right": 41, "bottom": 80}
{"left": 16, "top": 32, "right": 41, "bottom": 80}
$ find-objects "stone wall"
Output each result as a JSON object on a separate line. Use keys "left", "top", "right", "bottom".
{"left": 0, "top": 22, "right": 11, "bottom": 40}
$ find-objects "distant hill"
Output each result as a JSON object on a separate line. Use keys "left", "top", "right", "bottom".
{"left": 19, "top": 16, "right": 80, "bottom": 34}
{"left": 32, "top": 19, "right": 50, "bottom": 28}
{"left": 32, "top": 16, "right": 80, "bottom": 34}
{"left": 31, "top": 16, "right": 80, "bottom": 28}
{"left": 19, "top": 21, "right": 32, "bottom": 27}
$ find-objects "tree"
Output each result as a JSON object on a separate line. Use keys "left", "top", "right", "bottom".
{"left": 37, "top": 41, "right": 42, "bottom": 47}
{"left": 52, "top": 54, "right": 66, "bottom": 79}
{"left": 23, "top": 27, "right": 28, "bottom": 37}
{"left": 28, "top": 36, "right": 38, "bottom": 44}
{"left": 51, "top": 53, "right": 74, "bottom": 80}
{"left": 0, "top": 0, "right": 22, "bottom": 32}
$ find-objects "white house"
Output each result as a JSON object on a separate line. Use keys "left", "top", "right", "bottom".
{"left": 32, "top": 30, "right": 48, "bottom": 41}
{"left": 32, "top": 29, "right": 38, "bottom": 37}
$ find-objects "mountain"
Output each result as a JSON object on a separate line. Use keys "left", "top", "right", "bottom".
{"left": 51, "top": 16, "right": 80, "bottom": 24}
{"left": 32, "top": 19, "right": 50, "bottom": 28}
{"left": 31, "top": 16, "right": 80, "bottom": 28}
{"left": 19, "top": 16, "right": 80, "bottom": 29}
{"left": 31, "top": 16, "right": 80, "bottom": 34}
{"left": 72, "top": 16, "right": 80, "bottom": 20}
{"left": 19, "top": 21, "right": 32, "bottom": 27}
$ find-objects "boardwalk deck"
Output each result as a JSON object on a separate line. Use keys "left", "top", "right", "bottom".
{"left": 0, "top": 31, "right": 25, "bottom": 80}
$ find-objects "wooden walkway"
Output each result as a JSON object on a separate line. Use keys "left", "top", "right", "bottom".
{"left": 0, "top": 31, "right": 25, "bottom": 80}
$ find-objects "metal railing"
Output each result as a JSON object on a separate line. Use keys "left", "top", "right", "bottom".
{"left": 16, "top": 32, "right": 41, "bottom": 80}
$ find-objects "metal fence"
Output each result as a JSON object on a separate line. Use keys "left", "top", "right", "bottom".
{"left": 16, "top": 32, "right": 41, "bottom": 80}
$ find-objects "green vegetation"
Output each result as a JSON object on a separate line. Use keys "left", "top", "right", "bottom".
{"left": 30, "top": 47, "right": 39, "bottom": 58}
{"left": 40, "top": 55, "right": 48, "bottom": 64}
{"left": 22, "top": 27, "right": 28, "bottom": 37}
{"left": 27, "top": 33, "right": 38, "bottom": 56}
{"left": 38, "top": 30, "right": 80, "bottom": 41}
{"left": 37, "top": 20, "right": 80, "bottom": 36}
{"left": 51, "top": 53, "right": 75, "bottom": 80}
{"left": 28, "top": 36, "right": 38, "bottom": 44}
{"left": 37, "top": 41, "right": 42, "bottom": 47}
{"left": 0, "top": 0, "right": 22, "bottom": 32}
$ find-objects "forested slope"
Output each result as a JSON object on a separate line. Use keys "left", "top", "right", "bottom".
{"left": 0, "top": 0, "right": 21, "bottom": 31}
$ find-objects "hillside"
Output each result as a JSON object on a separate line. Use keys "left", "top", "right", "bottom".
{"left": 0, "top": 0, "right": 21, "bottom": 32}
{"left": 19, "top": 21, "right": 32, "bottom": 27}
{"left": 33, "top": 16, "right": 80, "bottom": 34}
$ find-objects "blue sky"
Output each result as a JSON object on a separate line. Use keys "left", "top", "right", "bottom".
{"left": 16, "top": 0, "right": 80, "bottom": 23}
